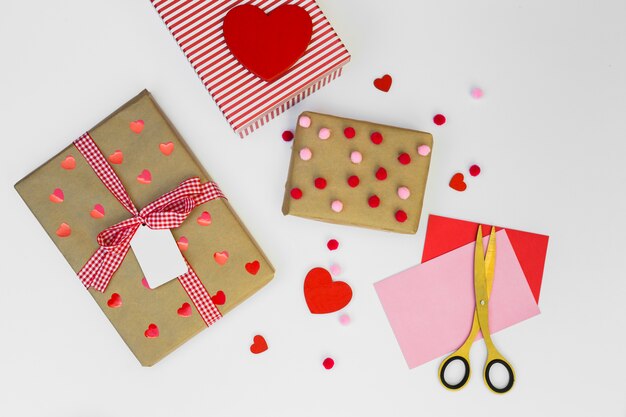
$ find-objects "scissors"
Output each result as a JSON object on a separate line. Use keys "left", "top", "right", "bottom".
{"left": 438, "top": 225, "right": 515, "bottom": 394}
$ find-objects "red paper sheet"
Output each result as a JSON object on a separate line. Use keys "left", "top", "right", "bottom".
{"left": 422, "top": 215, "right": 549, "bottom": 303}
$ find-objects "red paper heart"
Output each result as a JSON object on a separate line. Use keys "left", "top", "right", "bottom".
{"left": 144, "top": 323, "right": 159, "bottom": 338}
{"left": 130, "top": 120, "right": 144, "bottom": 134}
{"left": 141, "top": 277, "right": 152, "bottom": 289}
{"left": 137, "top": 169, "right": 152, "bottom": 184}
{"left": 449, "top": 173, "right": 467, "bottom": 192}
{"left": 61, "top": 155, "right": 76, "bottom": 170}
{"left": 177, "top": 236, "right": 188, "bottom": 252}
{"left": 107, "top": 293, "right": 122, "bottom": 308}
{"left": 250, "top": 335, "right": 268, "bottom": 354}
{"left": 90, "top": 204, "right": 105, "bottom": 219}
{"left": 56, "top": 222, "right": 71, "bottom": 238}
{"left": 223, "top": 4, "right": 313, "bottom": 82}
{"left": 197, "top": 211, "right": 212, "bottom": 226}
{"left": 159, "top": 142, "right": 174, "bottom": 156}
{"left": 211, "top": 290, "right": 226, "bottom": 305}
{"left": 245, "top": 260, "right": 260, "bottom": 275}
{"left": 108, "top": 150, "right": 123, "bottom": 165}
{"left": 304, "top": 267, "right": 352, "bottom": 314}
{"left": 177, "top": 302, "right": 192, "bottom": 317}
{"left": 213, "top": 251, "right": 229, "bottom": 265}
{"left": 49, "top": 188, "right": 64, "bottom": 203}
{"left": 374, "top": 74, "right": 392, "bottom": 92}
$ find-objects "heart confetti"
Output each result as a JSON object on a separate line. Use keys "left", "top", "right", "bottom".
{"left": 373, "top": 74, "right": 392, "bottom": 92}
{"left": 177, "top": 236, "right": 189, "bottom": 252}
{"left": 141, "top": 277, "right": 152, "bottom": 290}
{"left": 304, "top": 267, "right": 353, "bottom": 314}
{"left": 250, "top": 335, "right": 268, "bottom": 354}
{"left": 449, "top": 173, "right": 467, "bottom": 192}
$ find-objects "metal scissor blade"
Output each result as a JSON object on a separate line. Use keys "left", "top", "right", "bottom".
{"left": 474, "top": 226, "right": 489, "bottom": 311}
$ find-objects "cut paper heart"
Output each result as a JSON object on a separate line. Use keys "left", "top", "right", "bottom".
{"left": 159, "top": 142, "right": 174, "bottom": 156}
{"left": 55, "top": 223, "right": 71, "bottom": 238}
{"left": 130, "top": 120, "right": 144, "bottom": 134}
{"left": 214, "top": 251, "right": 229, "bottom": 265}
{"left": 61, "top": 155, "right": 76, "bottom": 170}
{"left": 245, "top": 260, "right": 260, "bottom": 275}
{"left": 141, "top": 277, "right": 152, "bottom": 290}
{"left": 449, "top": 173, "right": 467, "bottom": 192}
{"left": 197, "top": 211, "right": 212, "bottom": 226}
{"left": 177, "top": 302, "right": 192, "bottom": 317}
{"left": 49, "top": 188, "right": 64, "bottom": 203}
{"left": 107, "top": 293, "right": 122, "bottom": 308}
{"left": 250, "top": 335, "right": 268, "bottom": 354}
{"left": 108, "top": 150, "right": 123, "bottom": 164}
{"left": 304, "top": 267, "right": 352, "bottom": 314}
{"left": 90, "top": 204, "right": 105, "bottom": 219}
{"left": 144, "top": 323, "right": 159, "bottom": 338}
{"left": 422, "top": 215, "right": 549, "bottom": 303}
{"left": 137, "top": 169, "right": 152, "bottom": 184}
{"left": 374, "top": 74, "right": 392, "bottom": 92}
{"left": 223, "top": 4, "right": 313, "bottom": 82}
{"left": 177, "top": 236, "right": 189, "bottom": 252}
{"left": 211, "top": 290, "right": 226, "bottom": 305}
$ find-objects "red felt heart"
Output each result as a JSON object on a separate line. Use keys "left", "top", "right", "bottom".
{"left": 223, "top": 4, "right": 313, "bottom": 82}
{"left": 250, "top": 335, "right": 268, "bottom": 354}
{"left": 449, "top": 172, "right": 467, "bottom": 192}
{"left": 304, "top": 267, "right": 352, "bottom": 314}
{"left": 211, "top": 290, "right": 226, "bottom": 305}
{"left": 245, "top": 260, "right": 260, "bottom": 275}
{"left": 177, "top": 302, "right": 192, "bottom": 317}
{"left": 374, "top": 74, "right": 392, "bottom": 92}
{"left": 107, "top": 293, "right": 122, "bottom": 308}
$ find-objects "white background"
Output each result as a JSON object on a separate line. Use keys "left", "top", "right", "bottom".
{"left": 1, "top": 1, "right": 625, "bottom": 416}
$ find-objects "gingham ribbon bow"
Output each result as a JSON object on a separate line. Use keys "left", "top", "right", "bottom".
{"left": 77, "top": 177, "right": 222, "bottom": 292}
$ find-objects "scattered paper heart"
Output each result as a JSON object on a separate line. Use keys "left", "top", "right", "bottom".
{"left": 136, "top": 169, "right": 152, "bottom": 184}
{"left": 107, "top": 293, "right": 122, "bottom": 308}
{"left": 449, "top": 173, "right": 467, "bottom": 192}
{"left": 177, "top": 236, "right": 189, "bottom": 252}
{"left": 304, "top": 267, "right": 353, "bottom": 314}
{"left": 141, "top": 277, "right": 152, "bottom": 290}
{"left": 250, "top": 335, "right": 268, "bottom": 354}
{"left": 374, "top": 74, "right": 392, "bottom": 92}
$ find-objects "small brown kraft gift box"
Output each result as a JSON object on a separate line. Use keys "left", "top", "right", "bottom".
{"left": 282, "top": 112, "right": 433, "bottom": 234}
{"left": 15, "top": 90, "right": 274, "bottom": 366}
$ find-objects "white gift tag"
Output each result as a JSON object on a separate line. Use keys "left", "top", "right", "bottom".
{"left": 130, "top": 226, "right": 188, "bottom": 289}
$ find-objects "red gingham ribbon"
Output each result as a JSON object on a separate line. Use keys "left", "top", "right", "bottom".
{"left": 73, "top": 133, "right": 223, "bottom": 326}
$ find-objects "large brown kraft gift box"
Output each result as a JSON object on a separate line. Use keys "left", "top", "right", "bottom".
{"left": 15, "top": 90, "right": 274, "bottom": 366}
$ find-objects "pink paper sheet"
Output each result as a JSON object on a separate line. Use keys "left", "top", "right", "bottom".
{"left": 374, "top": 230, "right": 540, "bottom": 369}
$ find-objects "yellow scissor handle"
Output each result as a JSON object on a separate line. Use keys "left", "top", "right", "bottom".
{"left": 438, "top": 312, "right": 480, "bottom": 390}
{"left": 483, "top": 347, "right": 515, "bottom": 394}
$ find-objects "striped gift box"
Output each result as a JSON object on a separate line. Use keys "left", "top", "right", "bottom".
{"left": 150, "top": 0, "right": 351, "bottom": 137}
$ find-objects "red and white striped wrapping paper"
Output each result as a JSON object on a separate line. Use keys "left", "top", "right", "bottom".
{"left": 150, "top": 0, "right": 351, "bottom": 137}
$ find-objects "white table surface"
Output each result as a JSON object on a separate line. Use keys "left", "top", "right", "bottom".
{"left": 1, "top": 1, "right": 625, "bottom": 416}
